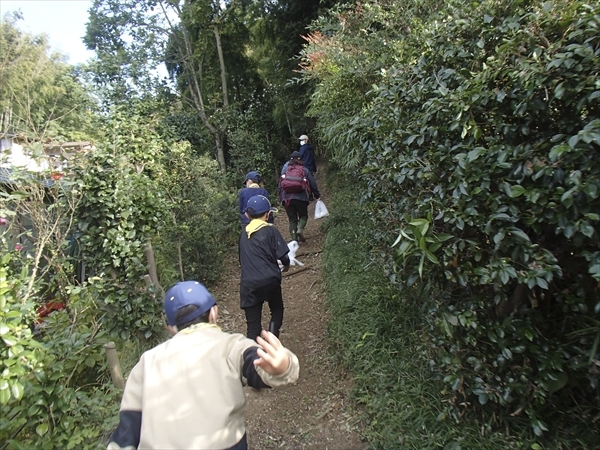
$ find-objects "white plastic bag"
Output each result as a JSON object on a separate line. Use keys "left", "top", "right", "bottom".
{"left": 287, "top": 240, "right": 304, "bottom": 266}
{"left": 314, "top": 199, "right": 329, "bottom": 219}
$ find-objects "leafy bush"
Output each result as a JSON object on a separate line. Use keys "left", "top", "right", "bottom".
{"left": 71, "top": 144, "right": 166, "bottom": 341}
{"left": 226, "top": 107, "right": 288, "bottom": 195}
{"left": 304, "top": 0, "right": 600, "bottom": 441}
{"left": 1, "top": 218, "right": 120, "bottom": 448}
{"left": 322, "top": 168, "right": 527, "bottom": 449}
{"left": 157, "top": 141, "right": 238, "bottom": 286}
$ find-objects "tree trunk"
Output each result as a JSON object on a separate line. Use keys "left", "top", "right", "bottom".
{"left": 177, "top": 240, "right": 184, "bottom": 281}
{"left": 1, "top": 108, "right": 12, "bottom": 132}
{"left": 144, "top": 237, "right": 165, "bottom": 297}
{"left": 213, "top": 23, "right": 229, "bottom": 109}
{"left": 214, "top": 131, "right": 226, "bottom": 172}
{"left": 161, "top": 1, "right": 228, "bottom": 173}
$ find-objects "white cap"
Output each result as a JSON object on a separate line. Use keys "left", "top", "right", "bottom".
{"left": 298, "top": 135, "right": 308, "bottom": 141}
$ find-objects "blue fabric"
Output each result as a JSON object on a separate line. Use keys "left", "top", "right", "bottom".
{"left": 108, "top": 410, "right": 142, "bottom": 449}
{"left": 228, "top": 433, "right": 248, "bottom": 450}
{"left": 242, "top": 347, "right": 271, "bottom": 389}
{"left": 299, "top": 143, "right": 317, "bottom": 173}
{"left": 239, "top": 187, "right": 272, "bottom": 225}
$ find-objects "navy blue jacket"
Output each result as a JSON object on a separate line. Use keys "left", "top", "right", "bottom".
{"left": 239, "top": 187, "right": 273, "bottom": 225}
{"left": 299, "top": 143, "right": 317, "bottom": 173}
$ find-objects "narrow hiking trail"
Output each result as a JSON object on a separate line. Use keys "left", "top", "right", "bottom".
{"left": 211, "top": 162, "right": 366, "bottom": 450}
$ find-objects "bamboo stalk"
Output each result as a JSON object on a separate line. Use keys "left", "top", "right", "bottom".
{"left": 104, "top": 342, "right": 125, "bottom": 390}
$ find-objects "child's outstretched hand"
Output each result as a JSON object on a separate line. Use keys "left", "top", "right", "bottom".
{"left": 254, "top": 330, "right": 290, "bottom": 375}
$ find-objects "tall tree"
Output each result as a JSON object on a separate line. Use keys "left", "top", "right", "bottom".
{"left": 0, "top": 12, "right": 93, "bottom": 140}
{"left": 248, "top": 0, "right": 349, "bottom": 139}
{"left": 85, "top": 0, "right": 256, "bottom": 172}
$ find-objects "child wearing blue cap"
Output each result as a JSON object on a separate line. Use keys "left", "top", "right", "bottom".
{"left": 107, "top": 281, "right": 299, "bottom": 450}
{"left": 239, "top": 195, "right": 291, "bottom": 340}
{"left": 238, "top": 171, "right": 274, "bottom": 227}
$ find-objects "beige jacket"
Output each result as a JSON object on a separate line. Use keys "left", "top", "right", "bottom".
{"left": 107, "top": 323, "right": 299, "bottom": 449}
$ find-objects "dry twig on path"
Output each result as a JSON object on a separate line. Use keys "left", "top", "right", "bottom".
{"left": 282, "top": 266, "right": 311, "bottom": 277}
{"left": 296, "top": 249, "right": 322, "bottom": 257}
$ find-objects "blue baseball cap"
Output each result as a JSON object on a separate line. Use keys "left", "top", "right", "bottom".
{"left": 164, "top": 281, "right": 216, "bottom": 326}
{"left": 244, "top": 171, "right": 261, "bottom": 183}
{"left": 246, "top": 195, "right": 272, "bottom": 215}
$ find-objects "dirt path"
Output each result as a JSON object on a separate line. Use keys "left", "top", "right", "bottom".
{"left": 211, "top": 163, "right": 366, "bottom": 450}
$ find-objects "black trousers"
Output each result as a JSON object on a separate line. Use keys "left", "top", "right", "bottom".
{"left": 284, "top": 199, "right": 309, "bottom": 231}
{"left": 242, "top": 282, "right": 284, "bottom": 341}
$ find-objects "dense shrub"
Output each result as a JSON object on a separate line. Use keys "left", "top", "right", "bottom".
{"left": 322, "top": 168, "right": 527, "bottom": 449}
{"left": 226, "top": 107, "right": 283, "bottom": 195}
{"left": 0, "top": 182, "right": 120, "bottom": 448}
{"left": 71, "top": 144, "right": 166, "bottom": 341}
{"left": 304, "top": 0, "right": 600, "bottom": 439}
{"left": 156, "top": 141, "right": 238, "bottom": 286}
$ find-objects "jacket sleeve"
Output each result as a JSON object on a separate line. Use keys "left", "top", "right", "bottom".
{"left": 306, "top": 169, "right": 320, "bottom": 199}
{"left": 241, "top": 346, "right": 300, "bottom": 388}
{"left": 254, "top": 348, "right": 300, "bottom": 388}
{"left": 106, "top": 411, "right": 141, "bottom": 450}
{"left": 234, "top": 336, "right": 300, "bottom": 389}
{"left": 239, "top": 189, "right": 245, "bottom": 215}
{"left": 242, "top": 347, "right": 270, "bottom": 389}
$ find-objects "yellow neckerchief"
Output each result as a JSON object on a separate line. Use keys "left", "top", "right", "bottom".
{"left": 179, "top": 322, "right": 221, "bottom": 335}
{"left": 247, "top": 182, "right": 260, "bottom": 188}
{"left": 246, "top": 218, "right": 271, "bottom": 238}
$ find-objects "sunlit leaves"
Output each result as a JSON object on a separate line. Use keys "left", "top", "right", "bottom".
{"left": 0, "top": 14, "right": 94, "bottom": 140}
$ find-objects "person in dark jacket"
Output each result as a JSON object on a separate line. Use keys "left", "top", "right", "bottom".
{"left": 239, "top": 195, "right": 290, "bottom": 341}
{"left": 298, "top": 134, "right": 317, "bottom": 174}
{"left": 279, "top": 151, "right": 320, "bottom": 242}
{"left": 239, "top": 171, "right": 274, "bottom": 227}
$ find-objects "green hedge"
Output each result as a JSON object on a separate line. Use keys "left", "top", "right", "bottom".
{"left": 306, "top": 0, "right": 599, "bottom": 441}
{"left": 322, "top": 169, "right": 525, "bottom": 448}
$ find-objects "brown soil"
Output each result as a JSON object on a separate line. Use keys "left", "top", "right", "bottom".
{"left": 211, "top": 163, "right": 366, "bottom": 450}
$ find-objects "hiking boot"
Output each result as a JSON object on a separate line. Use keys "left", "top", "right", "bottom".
{"left": 289, "top": 223, "right": 297, "bottom": 241}
{"left": 297, "top": 218, "right": 307, "bottom": 242}
{"left": 268, "top": 321, "right": 281, "bottom": 338}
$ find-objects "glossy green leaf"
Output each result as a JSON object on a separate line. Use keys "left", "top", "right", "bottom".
{"left": 36, "top": 422, "right": 49, "bottom": 437}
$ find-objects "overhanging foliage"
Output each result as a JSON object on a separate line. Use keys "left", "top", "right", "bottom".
{"left": 304, "top": 0, "right": 600, "bottom": 440}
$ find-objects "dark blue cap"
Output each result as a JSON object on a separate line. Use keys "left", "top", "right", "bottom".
{"left": 244, "top": 171, "right": 261, "bottom": 183}
{"left": 164, "top": 281, "right": 216, "bottom": 326}
{"left": 246, "top": 195, "right": 271, "bottom": 215}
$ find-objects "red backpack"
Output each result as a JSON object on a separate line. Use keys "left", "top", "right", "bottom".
{"left": 280, "top": 164, "right": 310, "bottom": 193}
